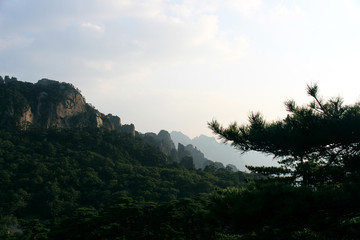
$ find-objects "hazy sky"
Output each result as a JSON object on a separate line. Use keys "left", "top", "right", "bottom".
{"left": 1, "top": 0, "right": 360, "bottom": 138}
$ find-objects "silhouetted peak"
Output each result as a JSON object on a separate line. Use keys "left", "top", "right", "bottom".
{"left": 1, "top": 75, "right": 18, "bottom": 83}
{"left": 37, "top": 78, "right": 59, "bottom": 86}
{"left": 158, "top": 130, "right": 171, "bottom": 140}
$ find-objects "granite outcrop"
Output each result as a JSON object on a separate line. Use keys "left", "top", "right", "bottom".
{"left": 0, "top": 76, "right": 135, "bottom": 135}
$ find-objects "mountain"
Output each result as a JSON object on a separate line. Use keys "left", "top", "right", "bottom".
{"left": 0, "top": 76, "right": 273, "bottom": 171}
{"left": 141, "top": 130, "right": 176, "bottom": 156}
{"left": 170, "top": 131, "right": 193, "bottom": 146}
{"left": 140, "top": 129, "right": 228, "bottom": 170}
{"left": 0, "top": 76, "right": 232, "bottom": 171}
{"left": 1, "top": 76, "right": 355, "bottom": 240}
{"left": 0, "top": 76, "right": 255, "bottom": 236}
{"left": 0, "top": 76, "right": 135, "bottom": 134}
{"left": 171, "top": 131, "right": 278, "bottom": 171}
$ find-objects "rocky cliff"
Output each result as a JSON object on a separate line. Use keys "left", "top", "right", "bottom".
{"left": 141, "top": 129, "right": 228, "bottom": 170}
{"left": 0, "top": 76, "right": 135, "bottom": 135}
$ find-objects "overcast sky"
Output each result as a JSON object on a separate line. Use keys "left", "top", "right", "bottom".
{"left": 1, "top": 0, "right": 360, "bottom": 138}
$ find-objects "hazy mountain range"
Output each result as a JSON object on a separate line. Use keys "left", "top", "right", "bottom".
{"left": 1, "top": 75, "right": 267, "bottom": 171}
{"left": 171, "top": 131, "right": 278, "bottom": 172}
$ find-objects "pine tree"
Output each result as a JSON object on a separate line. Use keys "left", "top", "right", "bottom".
{"left": 209, "top": 84, "right": 360, "bottom": 185}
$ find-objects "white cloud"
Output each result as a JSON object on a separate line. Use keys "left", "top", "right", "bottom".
{"left": 91, "top": 0, "right": 165, "bottom": 20}
{"left": 271, "top": 3, "right": 305, "bottom": 19}
{"left": 226, "top": 0, "right": 263, "bottom": 17}
{"left": 81, "top": 22, "right": 104, "bottom": 32}
{"left": 167, "top": 0, "right": 218, "bottom": 19}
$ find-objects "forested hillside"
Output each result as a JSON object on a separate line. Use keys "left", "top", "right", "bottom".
{"left": 0, "top": 126, "right": 254, "bottom": 239}
{"left": 1, "top": 81, "right": 359, "bottom": 240}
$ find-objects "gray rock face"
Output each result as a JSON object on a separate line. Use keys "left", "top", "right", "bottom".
{"left": 184, "top": 144, "right": 213, "bottom": 169}
{"left": 0, "top": 76, "right": 134, "bottom": 132}
{"left": 178, "top": 143, "right": 191, "bottom": 160}
{"left": 107, "top": 114, "right": 122, "bottom": 129}
{"left": 142, "top": 130, "right": 176, "bottom": 156}
{"left": 19, "top": 107, "right": 34, "bottom": 129}
{"left": 158, "top": 130, "right": 176, "bottom": 150}
{"left": 31, "top": 81, "right": 87, "bottom": 128}
{"left": 56, "top": 91, "right": 87, "bottom": 126}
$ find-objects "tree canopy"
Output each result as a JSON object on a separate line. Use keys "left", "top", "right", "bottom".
{"left": 209, "top": 84, "right": 360, "bottom": 185}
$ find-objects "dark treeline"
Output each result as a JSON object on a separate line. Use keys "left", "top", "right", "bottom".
{"left": 41, "top": 181, "right": 359, "bottom": 240}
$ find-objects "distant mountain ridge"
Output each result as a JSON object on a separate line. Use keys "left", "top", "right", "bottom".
{"left": 140, "top": 130, "right": 236, "bottom": 170}
{"left": 171, "top": 131, "right": 278, "bottom": 171}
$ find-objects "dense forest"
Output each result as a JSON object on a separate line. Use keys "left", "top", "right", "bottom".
{"left": 0, "top": 81, "right": 359, "bottom": 239}
{"left": 0, "top": 127, "right": 254, "bottom": 239}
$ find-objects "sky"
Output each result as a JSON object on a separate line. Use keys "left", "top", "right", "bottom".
{"left": 1, "top": 0, "right": 360, "bottom": 139}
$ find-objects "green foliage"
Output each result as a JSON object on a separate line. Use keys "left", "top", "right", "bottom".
{"left": 180, "top": 156, "right": 195, "bottom": 170}
{"left": 207, "top": 181, "right": 360, "bottom": 240}
{"left": 0, "top": 126, "right": 249, "bottom": 238}
{"left": 36, "top": 181, "right": 358, "bottom": 239}
{"left": 49, "top": 197, "right": 210, "bottom": 240}
{"left": 18, "top": 219, "right": 50, "bottom": 240}
{"left": 205, "top": 84, "right": 360, "bottom": 239}
{"left": 209, "top": 84, "right": 360, "bottom": 185}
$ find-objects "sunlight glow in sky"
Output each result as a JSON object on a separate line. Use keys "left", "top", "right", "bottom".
{"left": 1, "top": 0, "right": 360, "bottom": 138}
